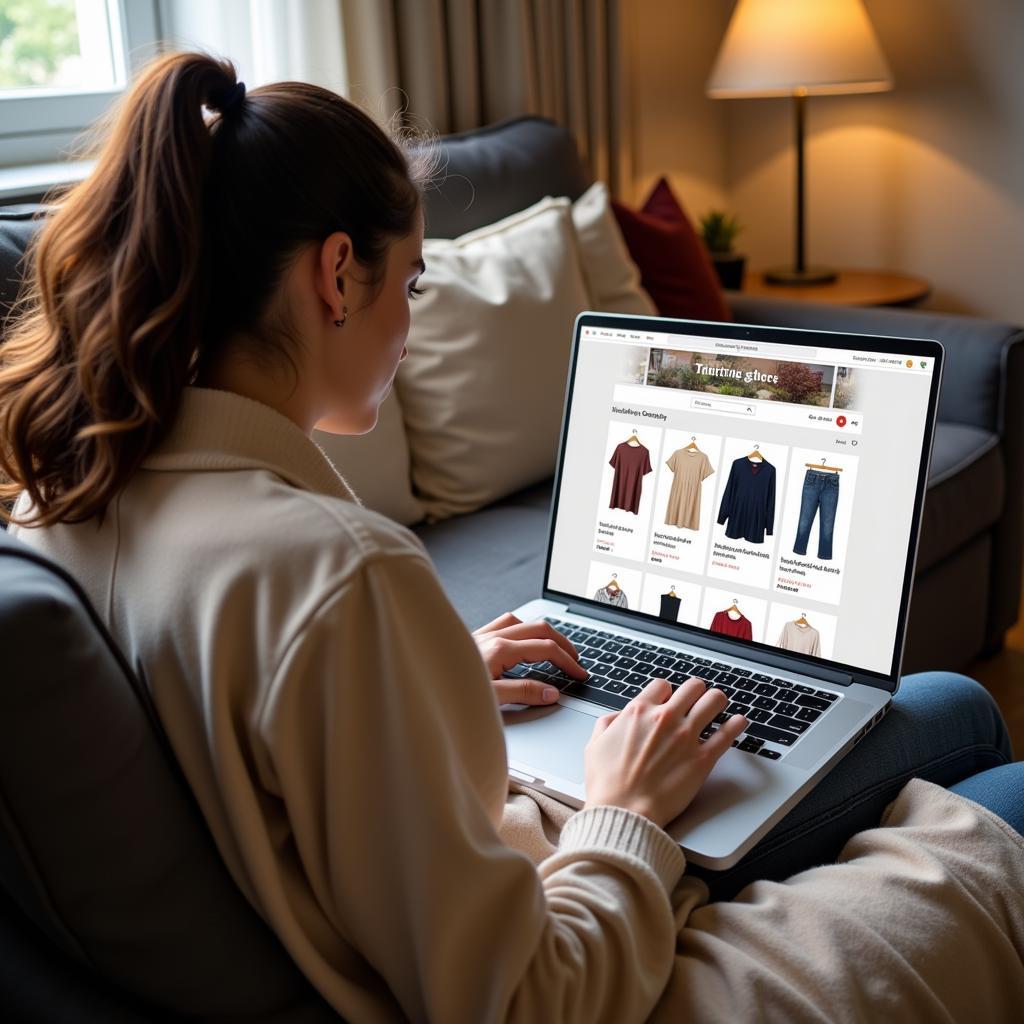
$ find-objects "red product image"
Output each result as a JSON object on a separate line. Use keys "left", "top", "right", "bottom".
{"left": 710, "top": 609, "right": 753, "bottom": 641}
{"left": 608, "top": 440, "right": 652, "bottom": 515}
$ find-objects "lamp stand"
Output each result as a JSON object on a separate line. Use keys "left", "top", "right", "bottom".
{"left": 764, "top": 93, "right": 837, "bottom": 285}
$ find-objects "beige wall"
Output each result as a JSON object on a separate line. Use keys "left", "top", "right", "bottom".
{"left": 627, "top": 0, "right": 1024, "bottom": 323}
{"left": 622, "top": 0, "right": 730, "bottom": 218}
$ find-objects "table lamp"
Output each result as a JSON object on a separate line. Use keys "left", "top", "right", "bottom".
{"left": 707, "top": 0, "right": 892, "bottom": 285}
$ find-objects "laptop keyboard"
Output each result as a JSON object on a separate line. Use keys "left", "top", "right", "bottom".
{"left": 501, "top": 617, "right": 842, "bottom": 761}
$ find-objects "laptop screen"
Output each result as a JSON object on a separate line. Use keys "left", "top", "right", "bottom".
{"left": 544, "top": 314, "right": 942, "bottom": 681}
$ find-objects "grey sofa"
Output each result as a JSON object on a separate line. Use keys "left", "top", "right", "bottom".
{"left": 0, "top": 531, "right": 339, "bottom": 1022}
{"left": 0, "top": 116, "right": 1021, "bottom": 1018}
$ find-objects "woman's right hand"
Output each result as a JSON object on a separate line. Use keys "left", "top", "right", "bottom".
{"left": 583, "top": 677, "right": 748, "bottom": 828}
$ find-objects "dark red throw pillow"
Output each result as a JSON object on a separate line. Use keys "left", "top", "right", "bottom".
{"left": 612, "top": 177, "right": 732, "bottom": 322}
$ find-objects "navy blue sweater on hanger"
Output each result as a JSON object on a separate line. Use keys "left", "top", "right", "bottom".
{"left": 717, "top": 456, "right": 776, "bottom": 544}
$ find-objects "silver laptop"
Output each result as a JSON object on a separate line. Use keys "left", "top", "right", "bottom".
{"left": 502, "top": 311, "right": 943, "bottom": 869}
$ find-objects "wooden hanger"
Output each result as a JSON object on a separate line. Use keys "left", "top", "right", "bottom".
{"left": 746, "top": 444, "right": 764, "bottom": 462}
{"left": 606, "top": 573, "right": 620, "bottom": 592}
{"left": 668, "top": 585, "right": 677, "bottom": 597}
{"left": 805, "top": 456, "right": 842, "bottom": 473}
{"left": 795, "top": 612, "right": 810, "bottom": 626}
{"left": 726, "top": 598, "right": 741, "bottom": 616}
{"left": 626, "top": 429, "right": 640, "bottom": 445}
{"left": 684, "top": 435, "right": 700, "bottom": 452}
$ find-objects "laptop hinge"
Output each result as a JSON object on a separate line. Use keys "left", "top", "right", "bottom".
{"left": 564, "top": 601, "right": 854, "bottom": 686}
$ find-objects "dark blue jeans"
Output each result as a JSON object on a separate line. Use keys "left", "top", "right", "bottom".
{"left": 793, "top": 469, "right": 840, "bottom": 560}
{"left": 688, "top": 672, "right": 1020, "bottom": 901}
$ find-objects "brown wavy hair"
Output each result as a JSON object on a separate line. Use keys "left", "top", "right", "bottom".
{"left": 0, "top": 51, "right": 431, "bottom": 527}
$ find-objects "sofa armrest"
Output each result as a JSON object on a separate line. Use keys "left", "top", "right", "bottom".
{"left": 1, "top": 205, "right": 46, "bottom": 320}
{"left": 729, "top": 292, "right": 1024, "bottom": 650}
{"left": 727, "top": 294, "right": 1024, "bottom": 437}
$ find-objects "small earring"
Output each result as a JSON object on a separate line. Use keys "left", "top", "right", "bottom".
{"left": 334, "top": 305, "right": 348, "bottom": 329}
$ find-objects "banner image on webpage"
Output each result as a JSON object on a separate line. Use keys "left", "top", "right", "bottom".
{"left": 834, "top": 366, "right": 857, "bottom": 409}
{"left": 646, "top": 349, "right": 852, "bottom": 408}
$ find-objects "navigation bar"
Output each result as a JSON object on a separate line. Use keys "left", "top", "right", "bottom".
{"left": 581, "top": 326, "right": 934, "bottom": 374}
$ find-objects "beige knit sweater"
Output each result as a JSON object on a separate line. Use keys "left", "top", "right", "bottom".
{"left": 12, "top": 386, "right": 1024, "bottom": 1023}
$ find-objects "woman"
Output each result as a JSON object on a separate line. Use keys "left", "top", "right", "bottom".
{"left": 1, "top": 52, "right": 1022, "bottom": 1022}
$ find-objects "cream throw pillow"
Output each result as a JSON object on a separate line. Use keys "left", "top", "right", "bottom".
{"left": 313, "top": 390, "right": 425, "bottom": 526}
{"left": 321, "top": 182, "right": 652, "bottom": 525}
{"left": 396, "top": 196, "right": 590, "bottom": 520}
{"left": 572, "top": 181, "right": 657, "bottom": 316}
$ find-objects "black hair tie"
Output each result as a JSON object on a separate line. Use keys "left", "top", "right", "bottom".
{"left": 213, "top": 81, "right": 246, "bottom": 117}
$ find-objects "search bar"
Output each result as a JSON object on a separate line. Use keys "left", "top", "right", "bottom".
{"left": 710, "top": 341, "right": 818, "bottom": 359}
{"left": 691, "top": 397, "right": 756, "bottom": 416}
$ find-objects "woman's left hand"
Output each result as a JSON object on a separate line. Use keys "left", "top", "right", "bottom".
{"left": 473, "top": 613, "right": 586, "bottom": 705}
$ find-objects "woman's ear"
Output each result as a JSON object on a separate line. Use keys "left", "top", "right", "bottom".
{"left": 315, "top": 231, "right": 355, "bottom": 322}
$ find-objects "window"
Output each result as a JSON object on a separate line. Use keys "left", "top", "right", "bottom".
{"left": 0, "top": 0, "right": 161, "bottom": 166}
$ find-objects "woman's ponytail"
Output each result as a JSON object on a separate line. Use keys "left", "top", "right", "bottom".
{"left": 0, "top": 51, "right": 429, "bottom": 527}
{"left": 0, "top": 52, "right": 239, "bottom": 526}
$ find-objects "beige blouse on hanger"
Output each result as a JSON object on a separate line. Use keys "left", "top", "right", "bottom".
{"left": 664, "top": 448, "right": 715, "bottom": 530}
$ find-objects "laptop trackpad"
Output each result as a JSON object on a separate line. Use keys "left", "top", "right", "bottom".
{"left": 502, "top": 703, "right": 593, "bottom": 786}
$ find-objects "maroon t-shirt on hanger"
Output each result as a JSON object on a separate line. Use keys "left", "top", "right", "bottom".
{"left": 608, "top": 441, "right": 653, "bottom": 515}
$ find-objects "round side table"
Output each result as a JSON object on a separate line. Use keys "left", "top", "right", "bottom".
{"left": 742, "top": 269, "right": 931, "bottom": 307}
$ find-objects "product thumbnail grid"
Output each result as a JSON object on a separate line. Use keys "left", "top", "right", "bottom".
{"left": 588, "top": 418, "right": 857, "bottom": 660}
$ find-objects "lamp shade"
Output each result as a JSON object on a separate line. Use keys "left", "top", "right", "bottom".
{"left": 707, "top": 0, "right": 893, "bottom": 98}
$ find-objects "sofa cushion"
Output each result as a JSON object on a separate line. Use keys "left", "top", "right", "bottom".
{"left": 0, "top": 532, "right": 334, "bottom": 1021}
{"left": 420, "top": 116, "right": 589, "bottom": 239}
{"left": 0, "top": 884, "right": 166, "bottom": 1023}
{"left": 916, "top": 422, "right": 1003, "bottom": 573}
{"left": 0, "top": 205, "right": 44, "bottom": 319}
{"left": 571, "top": 182, "right": 656, "bottom": 316}
{"left": 612, "top": 177, "right": 731, "bottom": 323}
{"left": 414, "top": 481, "right": 553, "bottom": 628}
{"left": 397, "top": 195, "right": 590, "bottom": 520}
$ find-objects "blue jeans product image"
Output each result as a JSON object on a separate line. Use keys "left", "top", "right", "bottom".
{"left": 793, "top": 469, "right": 840, "bottom": 560}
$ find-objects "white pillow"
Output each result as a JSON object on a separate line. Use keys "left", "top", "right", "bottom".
{"left": 572, "top": 181, "right": 657, "bottom": 316}
{"left": 396, "top": 196, "right": 591, "bottom": 520}
{"left": 313, "top": 389, "right": 425, "bottom": 526}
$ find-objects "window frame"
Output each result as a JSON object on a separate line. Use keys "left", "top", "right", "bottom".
{"left": 0, "top": 0, "right": 163, "bottom": 167}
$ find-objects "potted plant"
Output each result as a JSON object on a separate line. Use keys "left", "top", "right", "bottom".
{"left": 699, "top": 210, "right": 745, "bottom": 290}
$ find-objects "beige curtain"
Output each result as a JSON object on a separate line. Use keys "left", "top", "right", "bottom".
{"left": 339, "top": 0, "right": 631, "bottom": 194}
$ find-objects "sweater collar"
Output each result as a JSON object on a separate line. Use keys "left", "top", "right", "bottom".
{"left": 140, "top": 386, "right": 359, "bottom": 504}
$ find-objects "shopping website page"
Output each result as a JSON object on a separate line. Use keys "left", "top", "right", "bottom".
{"left": 546, "top": 323, "right": 937, "bottom": 677}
